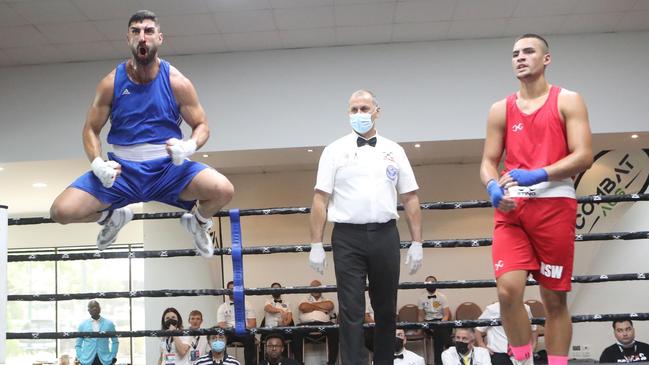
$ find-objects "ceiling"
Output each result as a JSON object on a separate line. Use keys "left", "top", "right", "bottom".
{"left": 0, "top": 132, "right": 645, "bottom": 216}
{"left": 0, "top": 0, "right": 648, "bottom": 67}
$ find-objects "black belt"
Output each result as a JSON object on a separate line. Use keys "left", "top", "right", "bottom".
{"left": 335, "top": 219, "right": 396, "bottom": 231}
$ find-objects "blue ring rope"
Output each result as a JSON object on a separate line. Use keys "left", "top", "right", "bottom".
{"left": 229, "top": 209, "right": 246, "bottom": 336}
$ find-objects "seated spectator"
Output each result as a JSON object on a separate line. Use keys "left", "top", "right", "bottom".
{"left": 264, "top": 282, "right": 294, "bottom": 328}
{"left": 159, "top": 307, "right": 192, "bottom": 365}
{"left": 195, "top": 329, "right": 240, "bottom": 365}
{"left": 442, "top": 328, "right": 491, "bottom": 365}
{"left": 188, "top": 309, "right": 210, "bottom": 364}
{"left": 261, "top": 282, "right": 298, "bottom": 360}
{"left": 217, "top": 281, "right": 258, "bottom": 365}
{"left": 258, "top": 333, "right": 301, "bottom": 365}
{"left": 394, "top": 328, "right": 425, "bottom": 365}
{"left": 475, "top": 301, "right": 537, "bottom": 365}
{"left": 295, "top": 279, "right": 339, "bottom": 365}
{"left": 599, "top": 319, "right": 649, "bottom": 363}
{"left": 418, "top": 275, "right": 452, "bottom": 365}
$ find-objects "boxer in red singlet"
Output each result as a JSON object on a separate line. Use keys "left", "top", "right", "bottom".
{"left": 480, "top": 34, "right": 593, "bottom": 365}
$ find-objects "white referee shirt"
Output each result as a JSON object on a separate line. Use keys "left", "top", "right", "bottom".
{"left": 217, "top": 298, "right": 256, "bottom": 328}
{"left": 299, "top": 294, "right": 334, "bottom": 323}
{"left": 315, "top": 132, "right": 419, "bottom": 224}
{"left": 263, "top": 297, "right": 292, "bottom": 328}
{"left": 475, "top": 302, "right": 537, "bottom": 354}
{"left": 393, "top": 349, "right": 426, "bottom": 365}
{"left": 418, "top": 291, "right": 450, "bottom": 320}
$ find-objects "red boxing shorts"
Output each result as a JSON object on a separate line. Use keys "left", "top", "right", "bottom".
{"left": 492, "top": 197, "right": 577, "bottom": 291}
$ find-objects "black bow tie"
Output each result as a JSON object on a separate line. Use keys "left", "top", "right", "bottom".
{"left": 229, "top": 302, "right": 234, "bottom": 305}
{"left": 274, "top": 299, "right": 282, "bottom": 303}
{"left": 394, "top": 353, "right": 404, "bottom": 359}
{"left": 428, "top": 295, "right": 437, "bottom": 299}
{"left": 357, "top": 136, "right": 377, "bottom": 147}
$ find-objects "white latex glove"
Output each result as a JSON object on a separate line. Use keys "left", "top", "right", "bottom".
{"left": 91, "top": 157, "right": 121, "bottom": 188}
{"left": 309, "top": 242, "right": 326, "bottom": 275}
{"left": 166, "top": 138, "right": 197, "bottom": 165}
{"left": 405, "top": 241, "right": 423, "bottom": 275}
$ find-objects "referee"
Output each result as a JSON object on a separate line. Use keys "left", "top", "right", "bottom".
{"left": 309, "top": 89, "right": 424, "bottom": 365}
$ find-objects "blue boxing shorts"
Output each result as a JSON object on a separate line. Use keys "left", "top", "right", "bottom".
{"left": 70, "top": 152, "right": 209, "bottom": 211}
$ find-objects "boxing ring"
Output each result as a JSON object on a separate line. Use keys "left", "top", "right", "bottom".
{"left": 2, "top": 193, "right": 649, "bottom": 363}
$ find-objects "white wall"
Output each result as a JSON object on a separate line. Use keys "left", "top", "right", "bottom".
{"left": 1, "top": 31, "right": 649, "bottom": 163}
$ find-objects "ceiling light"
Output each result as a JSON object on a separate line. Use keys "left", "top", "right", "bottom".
{"left": 0, "top": 167, "right": 4, "bottom": 171}
{"left": 414, "top": 143, "right": 421, "bottom": 148}
{"left": 307, "top": 149, "right": 314, "bottom": 152}
{"left": 32, "top": 182, "right": 47, "bottom": 188}
{"left": 631, "top": 134, "right": 639, "bottom": 139}
{"left": 202, "top": 154, "right": 209, "bottom": 158}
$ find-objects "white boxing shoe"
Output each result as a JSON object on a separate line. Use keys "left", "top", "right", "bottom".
{"left": 180, "top": 212, "right": 214, "bottom": 257}
{"left": 97, "top": 207, "right": 133, "bottom": 250}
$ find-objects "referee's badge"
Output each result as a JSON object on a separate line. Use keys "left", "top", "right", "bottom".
{"left": 386, "top": 165, "right": 398, "bottom": 181}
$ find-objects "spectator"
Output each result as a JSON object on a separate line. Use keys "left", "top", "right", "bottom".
{"left": 194, "top": 329, "right": 240, "bottom": 365}
{"left": 418, "top": 275, "right": 452, "bottom": 364}
{"left": 296, "top": 279, "right": 339, "bottom": 365}
{"left": 475, "top": 301, "right": 537, "bottom": 365}
{"left": 59, "top": 354, "right": 71, "bottom": 365}
{"left": 599, "top": 320, "right": 649, "bottom": 363}
{"left": 217, "top": 281, "right": 257, "bottom": 365}
{"left": 159, "top": 307, "right": 192, "bottom": 365}
{"left": 188, "top": 310, "right": 210, "bottom": 364}
{"left": 261, "top": 282, "right": 298, "bottom": 360}
{"left": 75, "top": 300, "right": 119, "bottom": 365}
{"left": 263, "top": 282, "right": 293, "bottom": 328}
{"left": 442, "top": 328, "right": 491, "bottom": 365}
{"left": 394, "top": 328, "right": 425, "bottom": 365}
{"left": 258, "top": 333, "right": 300, "bottom": 365}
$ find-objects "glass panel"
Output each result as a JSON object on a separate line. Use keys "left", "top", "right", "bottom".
{"left": 7, "top": 245, "right": 145, "bottom": 364}
{"left": 6, "top": 260, "right": 57, "bottom": 364}
{"left": 58, "top": 258, "right": 130, "bottom": 294}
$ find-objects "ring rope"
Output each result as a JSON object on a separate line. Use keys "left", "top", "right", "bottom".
{"left": 8, "top": 193, "right": 649, "bottom": 226}
{"left": 229, "top": 209, "right": 247, "bottom": 336}
{"left": 8, "top": 230, "right": 649, "bottom": 262}
{"left": 8, "top": 272, "right": 648, "bottom": 302}
{"left": 7, "top": 312, "right": 649, "bottom": 340}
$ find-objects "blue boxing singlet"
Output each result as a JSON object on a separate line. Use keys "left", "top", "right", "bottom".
{"left": 108, "top": 59, "right": 182, "bottom": 146}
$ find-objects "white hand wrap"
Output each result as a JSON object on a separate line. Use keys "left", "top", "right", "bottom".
{"left": 309, "top": 242, "right": 326, "bottom": 275}
{"left": 91, "top": 157, "right": 120, "bottom": 188}
{"left": 167, "top": 138, "right": 197, "bottom": 166}
{"left": 405, "top": 241, "right": 423, "bottom": 275}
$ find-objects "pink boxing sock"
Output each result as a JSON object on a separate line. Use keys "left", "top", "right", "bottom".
{"left": 509, "top": 343, "right": 532, "bottom": 361}
{"left": 548, "top": 355, "right": 569, "bottom": 365}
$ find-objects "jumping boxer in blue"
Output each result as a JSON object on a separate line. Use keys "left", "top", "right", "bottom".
{"left": 50, "top": 10, "right": 234, "bottom": 257}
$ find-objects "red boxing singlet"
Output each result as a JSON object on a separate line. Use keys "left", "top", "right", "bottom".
{"left": 503, "top": 85, "right": 569, "bottom": 172}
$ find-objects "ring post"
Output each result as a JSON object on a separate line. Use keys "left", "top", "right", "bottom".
{"left": 229, "top": 209, "right": 246, "bottom": 336}
{"left": 1, "top": 205, "right": 8, "bottom": 364}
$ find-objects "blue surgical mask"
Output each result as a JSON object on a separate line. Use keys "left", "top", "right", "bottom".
{"left": 211, "top": 339, "right": 226, "bottom": 353}
{"left": 350, "top": 113, "right": 374, "bottom": 134}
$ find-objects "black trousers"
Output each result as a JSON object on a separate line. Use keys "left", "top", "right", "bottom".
{"left": 91, "top": 355, "right": 102, "bottom": 365}
{"left": 491, "top": 352, "right": 514, "bottom": 365}
{"left": 228, "top": 333, "right": 257, "bottom": 365}
{"left": 332, "top": 220, "right": 400, "bottom": 365}
{"left": 425, "top": 326, "right": 452, "bottom": 365}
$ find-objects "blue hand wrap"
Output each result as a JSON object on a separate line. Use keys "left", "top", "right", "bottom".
{"left": 486, "top": 180, "right": 504, "bottom": 208}
{"left": 509, "top": 168, "right": 548, "bottom": 186}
